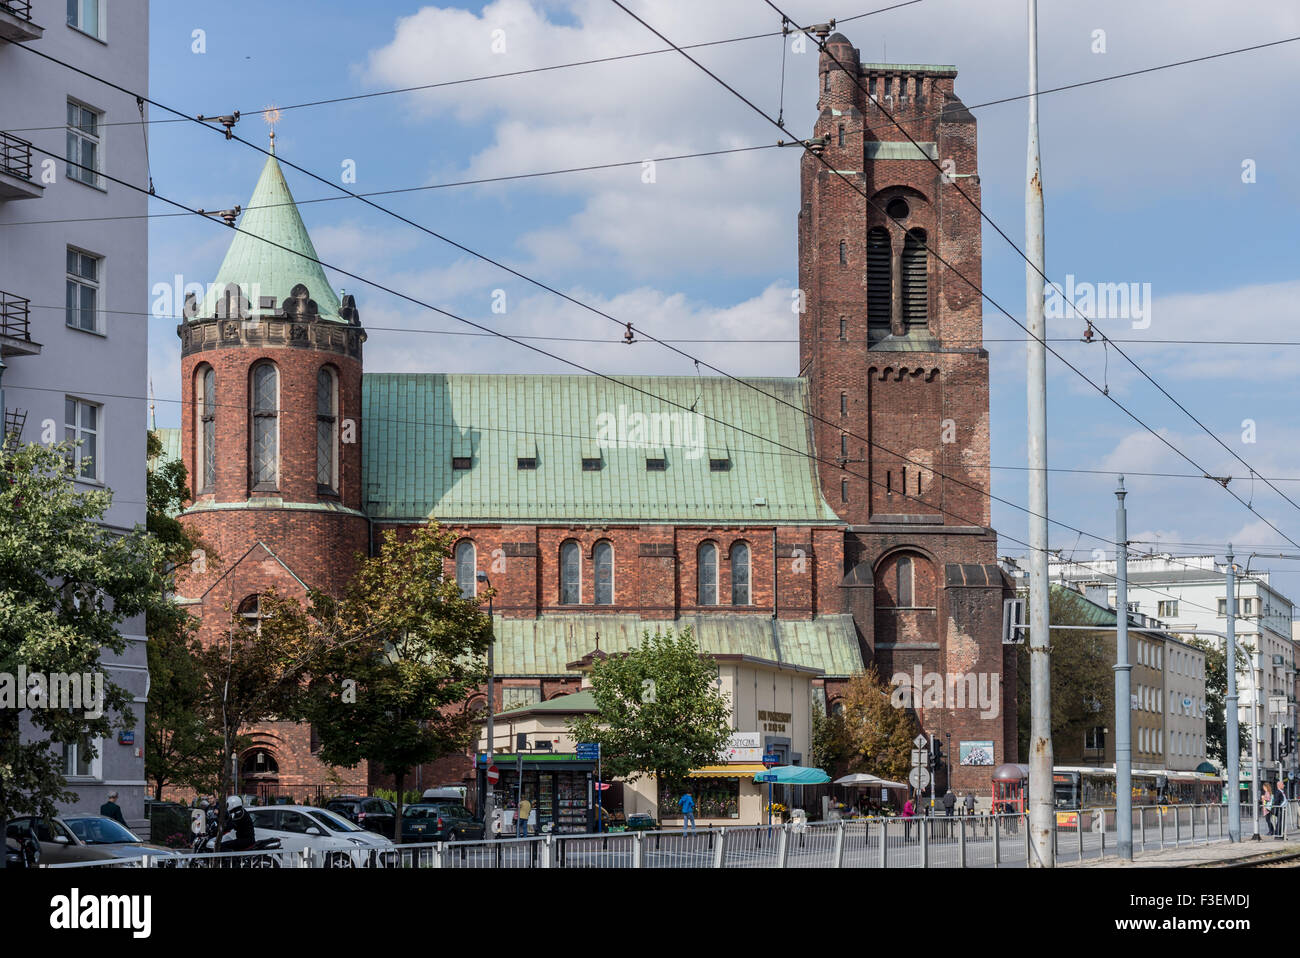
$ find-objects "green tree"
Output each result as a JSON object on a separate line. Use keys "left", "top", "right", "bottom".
{"left": 0, "top": 441, "right": 164, "bottom": 832}
{"left": 297, "top": 526, "right": 491, "bottom": 841}
{"left": 567, "top": 627, "right": 732, "bottom": 820}
{"left": 810, "top": 699, "right": 847, "bottom": 773}
{"left": 1186, "top": 636, "right": 1227, "bottom": 764}
{"left": 143, "top": 431, "right": 224, "bottom": 799}
{"left": 837, "top": 666, "right": 920, "bottom": 782}
{"left": 1016, "top": 590, "right": 1114, "bottom": 759}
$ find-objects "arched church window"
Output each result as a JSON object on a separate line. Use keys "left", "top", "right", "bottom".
{"left": 730, "top": 541, "right": 751, "bottom": 606}
{"left": 698, "top": 542, "right": 718, "bottom": 606}
{"left": 250, "top": 362, "right": 279, "bottom": 490}
{"left": 316, "top": 366, "right": 338, "bottom": 493}
{"left": 560, "top": 540, "right": 581, "bottom": 605}
{"left": 195, "top": 365, "right": 215, "bottom": 493}
{"left": 593, "top": 540, "right": 614, "bottom": 605}
{"left": 455, "top": 540, "right": 477, "bottom": 598}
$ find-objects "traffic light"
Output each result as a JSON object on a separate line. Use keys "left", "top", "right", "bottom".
{"left": 931, "top": 738, "right": 944, "bottom": 770}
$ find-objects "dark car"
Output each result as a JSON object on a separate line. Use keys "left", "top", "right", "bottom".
{"left": 400, "top": 803, "right": 484, "bottom": 843}
{"left": 624, "top": 812, "right": 658, "bottom": 832}
{"left": 323, "top": 796, "right": 397, "bottom": 839}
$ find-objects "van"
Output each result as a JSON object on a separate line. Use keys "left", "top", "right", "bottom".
{"left": 422, "top": 787, "right": 466, "bottom": 802}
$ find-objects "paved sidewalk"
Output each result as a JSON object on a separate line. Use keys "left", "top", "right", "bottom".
{"left": 1064, "top": 838, "right": 1300, "bottom": 868}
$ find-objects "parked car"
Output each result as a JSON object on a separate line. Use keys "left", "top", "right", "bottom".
{"left": 323, "top": 795, "right": 397, "bottom": 839}
{"left": 245, "top": 805, "right": 394, "bottom": 867}
{"left": 5, "top": 815, "right": 182, "bottom": 865}
{"left": 400, "top": 802, "right": 484, "bottom": 843}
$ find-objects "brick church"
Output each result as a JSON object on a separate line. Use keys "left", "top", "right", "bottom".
{"left": 164, "top": 35, "right": 1017, "bottom": 802}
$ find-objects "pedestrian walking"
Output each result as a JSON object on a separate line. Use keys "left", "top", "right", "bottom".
{"left": 963, "top": 792, "right": 976, "bottom": 816}
{"left": 99, "top": 791, "right": 126, "bottom": 826}
{"left": 1261, "top": 782, "right": 1274, "bottom": 836}
{"left": 903, "top": 796, "right": 915, "bottom": 840}
{"left": 943, "top": 789, "right": 956, "bottom": 817}
{"left": 1271, "top": 781, "right": 1287, "bottom": 839}
{"left": 517, "top": 798, "right": 532, "bottom": 837}
{"left": 679, "top": 790, "right": 696, "bottom": 835}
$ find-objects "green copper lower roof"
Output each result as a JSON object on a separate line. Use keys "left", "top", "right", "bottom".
{"left": 490, "top": 613, "right": 862, "bottom": 678}
{"left": 361, "top": 373, "right": 840, "bottom": 523}
{"left": 149, "top": 427, "right": 181, "bottom": 470}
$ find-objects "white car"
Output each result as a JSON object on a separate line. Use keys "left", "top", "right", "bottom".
{"left": 246, "top": 805, "right": 395, "bottom": 867}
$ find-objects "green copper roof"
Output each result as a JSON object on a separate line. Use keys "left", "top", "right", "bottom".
{"left": 199, "top": 153, "right": 343, "bottom": 322}
{"left": 361, "top": 374, "right": 841, "bottom": 523}
{"left": 149, "top": 427, "right": 181, "bottom": 471}
{"left": 489, "top": 614, "right": 862, "bottom": 678}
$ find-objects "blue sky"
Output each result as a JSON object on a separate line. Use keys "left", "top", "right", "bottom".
{"left": 145, "top": 0, "right": 1300, "bottom": 601}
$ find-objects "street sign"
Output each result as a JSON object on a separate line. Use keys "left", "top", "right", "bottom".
{"left": 576, "top": 743, "right": 600, "bottom": 760}
{"left": 910, "top": 749, "right": 927, "bottom": 767}
{"left": 762, "top": 752, "right": 781, "bottom": 768}
{"left": 913, "top": 734, "right": 929, "bottom": 750}
{"left": 908, "top": 767, "right": 931, "bottom": 791}
{"left": 486, "top": 764, "right": 500, "bottom": 784}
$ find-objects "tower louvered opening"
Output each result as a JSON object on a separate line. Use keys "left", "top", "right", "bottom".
{"left": 901, "top": 228, "right": 928, "bottom": 328}
{"left": 866, "top": 227, "right": 891, "bottom": 332}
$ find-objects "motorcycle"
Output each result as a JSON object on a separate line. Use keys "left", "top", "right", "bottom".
{"left": 4, "top": 834, "right": 40, "bottom": 869}
{"left": 189, "top": 809, "right": 282, "bottom": 868}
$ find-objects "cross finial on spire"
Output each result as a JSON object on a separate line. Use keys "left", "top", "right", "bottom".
{"left": 264, "top": 104, "right": 281, "bottom": 153}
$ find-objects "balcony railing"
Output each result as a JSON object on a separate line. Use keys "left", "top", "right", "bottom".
{"left": 0, "top": 131, "right": 33, "bottom": 181}
{"left": 0, "top": 1, "right": 33, "bottom": 22}
{"left": 0, "top": 291, "right": 31, "bottom": 342}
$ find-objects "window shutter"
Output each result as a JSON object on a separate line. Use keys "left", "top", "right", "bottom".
{"left": 901, "top": 229, "right": 928, "bottom": 328}
{"left": 867, "top": 227, "right": 891, "bottom": 331}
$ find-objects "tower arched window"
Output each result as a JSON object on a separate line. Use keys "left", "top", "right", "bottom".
{"left": 250, "top": 362, "right": 279, "bottom": 490}
{"left": 866, "top": 227, "right": 891, "bottom": 335}
{"left": 195, "top": 364, "right": 215, "bottom": 493}
{"left": 901, "top": 228, "right": 928, "bottom": 329}
{"left": 316, "top": 366, "right": 338, "bottom": 493}
{"left": 897, "top": 555, "right": 914, "bottom": 607}
{"left": 241, "top": 748, "right": 279, "bottom": 779}
{"left": 593, "top": 540, "right": 614, "bottom": 606}
{"left": 730, "top": 541, "right": 751, "bottom": 606}
{"left": 698, "top": 542, "right": 718, "bottom": 606}
{"left": 560, "top": 540, "right": 581, "bottom": 605}
{"left": 237, "top": 594, "right": 265, "bottom": 636}
{"left": 839, "top": 240, "right": 847, "bottom": 265}
{"left": 455, "top": 540, "right": 477, "bottom": 598}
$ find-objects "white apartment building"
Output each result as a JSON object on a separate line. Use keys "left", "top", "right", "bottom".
{"left": 0, "top": 0, "right": 150, "bottom": 827}
{"left": 1050, "top": 555, "right": 1297, "bottom": 785}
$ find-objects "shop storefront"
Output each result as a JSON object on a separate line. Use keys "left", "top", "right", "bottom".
{"left": 475, "top": 754, "right": 598, "bottom": 835}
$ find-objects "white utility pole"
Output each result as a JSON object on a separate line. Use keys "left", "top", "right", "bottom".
{"left": 1114, "top": 480, "right": 1133, "bottom": 860}
{"left": 1024, "top": 0, "right": 1053, "bottom": 868}
{"left": 1226, "top": 546, "right": 1241, "bottom": 841}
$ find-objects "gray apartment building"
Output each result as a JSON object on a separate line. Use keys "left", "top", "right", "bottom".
{"left": 0, "top": 0, "right": 150, "bottom": 828}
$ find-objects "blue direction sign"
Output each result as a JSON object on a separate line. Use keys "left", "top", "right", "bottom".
{"left": 762, "top": 753, "right": 781, "bottom": 768}
{"left": 576, "top": 743, "right": 600, "bottom": 760}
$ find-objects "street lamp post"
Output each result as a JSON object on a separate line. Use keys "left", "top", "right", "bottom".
{"left": 476, "top": 570, "right": 494, "bottom": 830}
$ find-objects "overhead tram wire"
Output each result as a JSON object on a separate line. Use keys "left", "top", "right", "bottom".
{"left": 22, "top": 139, "right": 1126, "bottom": 565}
{"left": 766, "top": 0, "right": 1300, "bottom": 531}
{"left": 0, "top": 2, "right": 923, "bottom": 134}
{"left": 604, "top": 0, "right": 1300, "bottom": 551}
{"left": 15, "top": 38, "right": 1102, "bottom": 558}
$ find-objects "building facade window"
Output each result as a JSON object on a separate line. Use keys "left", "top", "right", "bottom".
{"left": 866, "top": 227, "right": 891, "bottom": 334}
{"left": 455, "top": 540, "right": 476, "bottom": 598}
{"left": 316, "top": 366, "right": 338, "bottom": 492}
{"left": 66, "top": 100, "right": 102, "bottom": 187}
{"left": 560, "top": 540, "right": 581, "bottom": 605}
{"left": 238, "top": 594, "right": 265, "bottom": 636}
{"left": 195, "top": 365, "right": 215, "bottom": 492}
{"left": 839, "top": 240, "right": 847, "bottom": 265}
{"left": 250, "top": 362, "right": 279, "bottom": 490}
{"left": 64, "top": 397, "right": 100, "bottom": 481}
{"left": 63, "top": 735, "right": 99, "bottom": 778}
{"left": 66, "top": 248, "right": 100, "bottom": 331}
{"left": 1158, "top": 600, "right": 1178, "bottom": 618}
{"left": 593, "top": 540, "right": 614, "bottom": 605}
{"left": 698, "top": 542, "right": 718, "bottom": 605}
{"left": 901, "top": 228, "right": 928, "bottom": 329}
{"left": 730, "top": 541, "right": 751, "bottom": 606}
{"left": 896, "top": 555, "right": 914, "bottom": 607}
{"left": 67, "top": 0, "right": 102, "bottom": 38}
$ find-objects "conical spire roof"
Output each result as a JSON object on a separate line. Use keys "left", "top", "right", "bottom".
{"left": 199, "top": 151, "right": 343, "bottom": 322}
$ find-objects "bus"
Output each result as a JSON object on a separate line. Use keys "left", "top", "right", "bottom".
{"left": 992, "top": 765, "right": 1223, "bottom": 827}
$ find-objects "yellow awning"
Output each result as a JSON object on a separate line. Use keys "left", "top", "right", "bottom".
{"left": 687, "top": 764, "right": 767, "bottom": 778}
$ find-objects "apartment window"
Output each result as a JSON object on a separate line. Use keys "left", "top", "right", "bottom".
{"left": 66, "top": 101, "right": 102, "bottom": 187}
{"left": 451, "top": 456, "right": 471, "bottom": 470}
{"left": 1242, "top": 597, "right": 1255, "bottom": 616}
{"left": 593, "top": 540, "right": 614, "bottom": 606}
{"left": 67, "top": 0, "right": 102, "bottom": 38}
{"left": 709, "top": 457, "right": 731, "bottom": 472}
{"left": 316, "top": 367, "right": 338, "bottom": 492}
{"left": 698, "top": 542, "right": 718, "bottom": 605}
{"left": 1158, "top": 600, "right": 1178, "bottom": 618}
{"left": 517, "top": 457, "right": 537, "bottom": 470}
{"left": 730, "top": 541, "right": 751, "bottom": 606}
{"left": 195, "top": 365, "right": 215, "bottom": 493}
{"left": 1084, "top": 727, "right": 1105, "bottom": 751}
{"left": 645, "top": 457, "right": 666, "bottom": 471}
{"left": 66, "top": 248, "right": 100, "bottom": 332}
{"left": 250, "top": 362, "right": 279, "bottom": 490}
{"left": 1127, "top": 601, "right": 1140, "bottom": 614}
{"left": 64, "top": 397, "right": 100, "bottom": 481}
{"left": 62, "top": 736, "right": 98, "bottom": 778}
{"left": 560, "top": 540, "right": 581, "bottom": 605}
{"left": 450, "top": 540, "right": 475, "bottom": 598}
{"left": 581, "top": 457, "right": 602, "bottom": 471}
